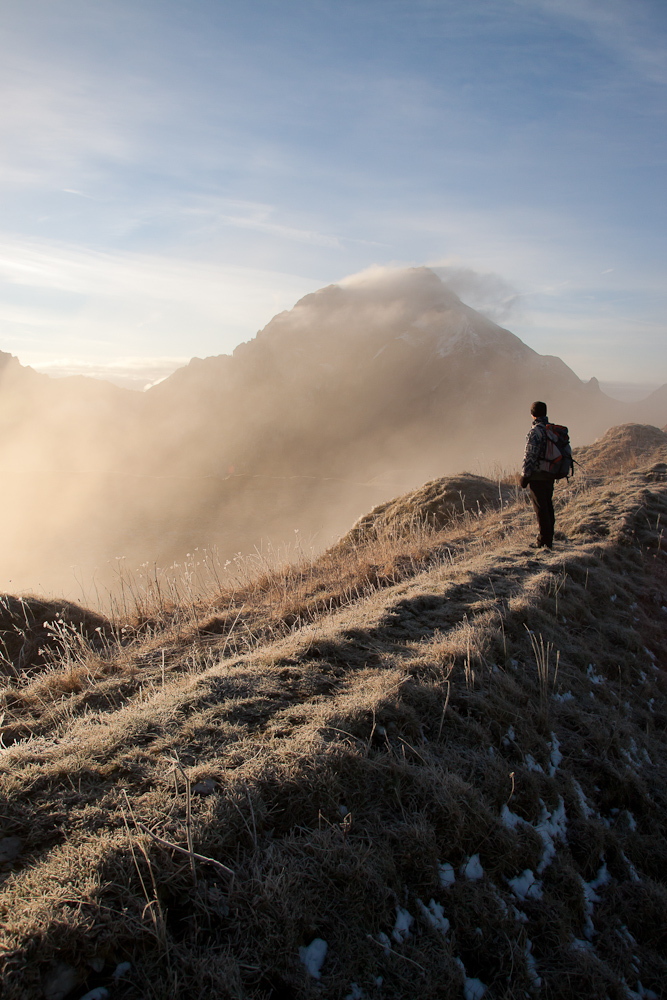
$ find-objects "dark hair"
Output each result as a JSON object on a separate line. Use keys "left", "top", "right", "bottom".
{"left": 530, "top": 400, "right": 547, "bottom": 418}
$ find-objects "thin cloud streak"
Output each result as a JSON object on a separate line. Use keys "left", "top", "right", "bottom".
{"left": 0, "top": 0, "right": 664, "bottom": 383}
{"left": 0, "top": 236, "right": 322, "bottom": 361}
{"left": 532, "top": 0, "right": 667, "bottom": 86}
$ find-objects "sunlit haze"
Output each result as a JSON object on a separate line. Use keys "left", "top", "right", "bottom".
{"left": 0, "top": 0, "right": 665, "bottom": 386}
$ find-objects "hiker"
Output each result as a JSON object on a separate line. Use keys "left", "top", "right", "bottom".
{"left": 520, "top": 401, "right": 556, "bottom": 549}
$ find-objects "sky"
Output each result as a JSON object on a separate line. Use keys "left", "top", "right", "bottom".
{"left": 0, "top": 0, "right": 665, "bottom": 389}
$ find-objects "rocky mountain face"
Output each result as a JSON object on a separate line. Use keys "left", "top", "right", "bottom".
{"left": 144, "top": 267, "right": 631, "bottom": 484}
{"left": 0, "top": 268, "right": 665, "bottom": 595}
{"left": 3, "top": 268, "right": 661, "bottom": 484}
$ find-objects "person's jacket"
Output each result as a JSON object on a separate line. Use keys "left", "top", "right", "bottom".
{"left": 522, "top": 416, "right": 554, "bottom": 480}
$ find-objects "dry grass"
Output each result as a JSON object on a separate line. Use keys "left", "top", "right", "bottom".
{"left": 1, "top": 436, "right": 666, "bottom": 999}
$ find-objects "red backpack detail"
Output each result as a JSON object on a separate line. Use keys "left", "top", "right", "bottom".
{"left": 539, "top": 424, "right": 574, "bottom": 479}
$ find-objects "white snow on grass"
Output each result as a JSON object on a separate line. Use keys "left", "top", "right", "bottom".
{"left": 620, "top": 850, "right": 640, "bottom": 881}
{"left": 417, "top": 898, "right": 450, "bottom": 935}
{"left": 553, "top": 690, "right": 574, "bottom": 702}
{"left": 461, "top": 853, "right": 484, "bottom": 880}
{"left": 464, "top": 976, "right": 487, "bottom": 1000}
{"left": 500, "top": 804, "right": 527, "bottom": 830}
{"left": 438, "top": 861, "right": 456, "bottom": 887}
{"left": 508, "top": 869, "right": 543, "bottom": 900}
{"left": 79, "top": 990, "right": 109, "bottom": 1000}
{"left": 502, "top": 725, "right": 516, "bottom": 746}
{"left": 524, "top": 753, "right": 544, "bottom": 773}
{"left": 299, "top": 938, "right": 328, "bottom": 979}
{"left": 376, "top": 931, "right": 391, "bottom": 955}
{"left": 580, "top": 877, "right": 601, "bottom": 940}
{"left": 391, "top": 906, "right": 414, "bottom": 943}
{"left": 344, "top": 984, "right": 366, "bottom": 1000}
{"left": 113, "top": 964, "right": 131, "bottom": 981}
{"left": 579, "top": 860, "right": 610, "bottom": 940}
{"left": 548, "top": 733, "right": 562, "bottom": 776}
{"left": 525, "top": 939, "right": 542, "bottom": 991}
{"left": 590, "top": 860, "right": 610, "bottom": 891}
{"left": 572, "top": 779, "right": 594, "bottom": 818}
{"left": 625, "top": 981, "right": 659, "bottom": 999}
{"left": 587, "top": 664, "right": 605, "bottom": 684}
{"left": 536, "top": 798, "right": 567, "bottom": 873}
{"left": 616, "top": 925, "right": 637, "bottom": 948}
{"left": 454, "top": 958, "right": 487, "bottom": 1000}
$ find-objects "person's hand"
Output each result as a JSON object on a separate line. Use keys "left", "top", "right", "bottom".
{"left": 520, "top": 475, "right": 529, "bottom": 489}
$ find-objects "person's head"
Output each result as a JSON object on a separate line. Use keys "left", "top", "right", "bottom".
{"left": 530, "top": 400, "right": 547, "bottom": 420}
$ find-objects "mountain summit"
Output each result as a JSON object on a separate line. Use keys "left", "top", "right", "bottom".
{"left": 1, "top": 267, "right": 665, "bottom": 594}
{"left": 146, "top": 267, "right": 606, "bottom": 484}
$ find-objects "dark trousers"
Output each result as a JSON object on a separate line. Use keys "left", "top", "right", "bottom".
{"left": 528, "top": 478, "right": 555, "bottom": 547}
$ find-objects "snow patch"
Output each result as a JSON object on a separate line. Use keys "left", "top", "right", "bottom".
{"left": 580, "top": 861, "right": 609, "bottom": 941}
{"left": 454, "top": 957, "right": 487, "bottom": 1000}
{"left": 500, "top": 804, "right": 527, "bottom": 830}
{"left": 625, "top": 982, "right": 659, "bottom": 999}
{"left": 572, "top": 779, "right": 593, "bottom": 819}
{"left": 299, "top": 938, "right": 328, "bottom": 979}
{"left": 344, "top": 984, "right": 366, "bottom": 1000}
{"left": 438, "top": 861, "right": 456, "bottom": 887}
{"left": 417, "top": 898, "right": 450, "bottom": 935}
{"left": 461, "top": 853, "right": 484, "bottom": 880}
{"left": 376, "top": 931, "right": 391, "bottom": 955}
{"left": 524, "top": 753, "right": 544, "bottom": 773}
{"left": 502, "top": 725, "right": 516, "bottom": 747}
{"left": 548, "top": 734, "right": 562, "bottom": 776}
{"left": 536, "top": 798, "right": 567, "bottom": 873}
{"left": 553, "top": 690, "right": 574, "bottom": 702}
{"left": 587, "top": 664, "right": 605, "bottom": 684}
{"left": 508, "top": 869, "right": 543, "bottom": 900}
{"left": 525, "top": 939, "right": 541, "bottom": 990}
{"left": 392, "top": 906, "right": 414, "bottom": 943}
{"left": 570, "top": 936, "right": 594, "bottom": 952}
{"left": 616, "top": 924, "right": 637, "bottom": 947}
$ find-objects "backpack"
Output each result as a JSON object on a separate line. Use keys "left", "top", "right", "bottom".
{"left": 539, "top": 423, "right": 573, "bottom": 479}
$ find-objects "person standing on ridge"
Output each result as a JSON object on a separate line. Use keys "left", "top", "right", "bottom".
{"left": 520, "top": 401, "right": 556, "bottom": 550}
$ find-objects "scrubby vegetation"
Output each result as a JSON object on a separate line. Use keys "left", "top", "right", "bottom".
{"left": 1, "top": 427, "right": 666, "bottom": 1000}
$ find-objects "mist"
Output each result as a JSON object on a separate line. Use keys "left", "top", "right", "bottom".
{"left": 1, "top": 267, "right": 665, "bottom": 603}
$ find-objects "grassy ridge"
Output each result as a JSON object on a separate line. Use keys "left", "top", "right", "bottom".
{"left": 1, "top": 450, "right": 666, "bottom": 999}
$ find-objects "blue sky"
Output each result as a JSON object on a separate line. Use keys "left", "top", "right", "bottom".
{"left": 0, "top": 0, "right": 665, "bottom": 387}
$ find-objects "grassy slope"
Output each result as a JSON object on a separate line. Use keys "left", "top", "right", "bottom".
{"left": 1, "top": 446, "right": 666, "bottom": 1000}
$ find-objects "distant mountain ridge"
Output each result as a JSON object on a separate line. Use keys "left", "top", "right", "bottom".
{"left": 1, "top": 266, "right": 666, "bottom": 594}
{"left": 142, "top": 267, "right": 656, "bottom": 483}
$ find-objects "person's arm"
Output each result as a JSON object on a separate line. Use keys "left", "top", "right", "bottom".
{"left": 521, "top": 425, "right": 544, "bottom": 486}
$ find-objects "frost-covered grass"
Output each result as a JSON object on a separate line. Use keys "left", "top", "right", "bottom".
{"left": 0, "top": 442, "right": 666, "bottom": 999}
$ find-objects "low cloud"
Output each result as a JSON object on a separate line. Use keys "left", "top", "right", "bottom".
{"left": 31, "top": 357, "right": 189, "bottom": 391}
{"left": 0, "top": 235, "right": 320, "bottom": 363}
{"left": 432, "top": 265, "right": 521, "bottom": 324}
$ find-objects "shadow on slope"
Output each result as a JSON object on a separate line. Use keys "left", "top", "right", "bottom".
{"left": 0, "top": 427, "right": 666, "bottom": 1000}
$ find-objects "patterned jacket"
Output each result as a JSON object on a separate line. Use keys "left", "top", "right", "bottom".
{"left": 522, "top": 417, "right": 548, "bottom": 477}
